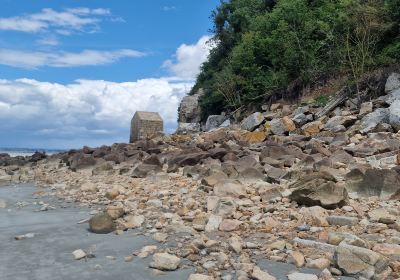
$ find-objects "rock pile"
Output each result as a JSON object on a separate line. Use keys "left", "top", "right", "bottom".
{"left": 2, "top": 73, "right": 400, "bottom": 279}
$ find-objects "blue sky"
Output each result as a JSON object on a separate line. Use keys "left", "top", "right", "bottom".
{"left": 0, "top": 0, "right": 219, "bottom": 149}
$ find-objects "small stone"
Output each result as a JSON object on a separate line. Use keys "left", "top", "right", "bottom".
{"left": 124, "top": 255, "right": 134, "bottom": 262}
{"left": 72, "top": 249, "right": 86, "bottom": 260}
{"left": 152, "top": 232, "right": 168, "bottom": 243}
{"left": 287, "top": 272, "right": 317, "bottom": 280}
{"left": 228, "top": 236, "right": 243, "bottom": 254}
{"left": 205, "top": 214, "right": 222, "bottom": 232}
{"left": 15, "top": 233, "right": 35, "bottom": 240}
{"left": 105, "top": 189, "right": 119, "bottom": 200}
{"left": 219, "top": 219, "right": 242, "bottom": 232}
{"left": 289, "top": 251, "right": 305, "bottom": 267}
{"left": 106, "top": 206, "right": 124, "bottom": 220}
{"left": 136, "top": 245, "right": 158, "bottom": 258}
{"left": 306, "top": 258, "right": 330, "bottom": 269}
{"left": 0, "top": 199, "right": 6, "bottom": 208}
{"left": 150, "top": 253, "right": 181, "bottom": 271}
{"left": 251, "top": 266, "right": 276, "bottom": 280}
{"left": 124, "top": 215, "right": 145, "bottom": 229}
{"left": 326, "top": 215, "right": 358, "bottom": 226}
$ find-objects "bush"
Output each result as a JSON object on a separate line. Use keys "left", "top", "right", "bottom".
{"left": 191, "top": 0, "right": 400, "bottom": 119}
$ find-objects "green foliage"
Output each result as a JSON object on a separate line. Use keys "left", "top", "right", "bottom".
{"left": 192, "top": 0, "right": 400, "bottom": 118}
{"left": 314, "top": 95, "right": 329, "bottom": 107}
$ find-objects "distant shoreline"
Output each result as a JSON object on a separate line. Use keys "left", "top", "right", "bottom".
{"left": 0, "top": 148, "right": 65, "bottom": 157}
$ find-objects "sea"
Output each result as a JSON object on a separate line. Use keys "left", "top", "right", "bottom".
{"left": 0, "top": 148, "right": 64, "bottom": 157}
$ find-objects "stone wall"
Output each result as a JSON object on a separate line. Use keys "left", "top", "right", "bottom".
{"left": 130, "top": 116, "right": 163, "bottom": 142}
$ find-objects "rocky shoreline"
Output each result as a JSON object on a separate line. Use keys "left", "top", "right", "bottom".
{"left": 2, "top": 74, "right": 400, "bottom": 280}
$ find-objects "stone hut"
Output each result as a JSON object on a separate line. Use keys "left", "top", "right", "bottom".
{"left": 130, "top": 111, "right": 163, "bottom": 142}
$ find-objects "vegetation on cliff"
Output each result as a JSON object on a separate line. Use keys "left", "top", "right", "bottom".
{"left": 191, "top": 0, "right": 400, "bottom": 120}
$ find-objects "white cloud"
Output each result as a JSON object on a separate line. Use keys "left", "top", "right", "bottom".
{"left": 0, "top": 78, "right": 193, "bottom": 148}
{"left": 0, "top": 48, "right": 145, "bottom": 68}
{"left": 0, "top": 7, "right": 115, "bottom": 34}
{"left": 163, "top": 36, "right": 213, "bottom": 80}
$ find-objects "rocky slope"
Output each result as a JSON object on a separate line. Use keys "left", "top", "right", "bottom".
{"left": 1, "top": 74, "right": 400, "bottom": 279}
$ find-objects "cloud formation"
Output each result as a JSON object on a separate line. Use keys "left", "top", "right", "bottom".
{"left": 163, "top": 36, "right": 213, "bottom": 79}
{"left": 0, "top": 8, "right": 112, "bottom": 34}
{"left": 0, "top": 35, "right": 213, "bottom": 149}
{"left": 0, "top": 78, "right": 193, "bottom": 148}
{"left": 0, "top": 49, "right": 145, "bottom": 68}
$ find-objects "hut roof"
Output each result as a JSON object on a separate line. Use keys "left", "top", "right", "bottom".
{"left": 133, "top": 111, "right": 163, "bottom": 122}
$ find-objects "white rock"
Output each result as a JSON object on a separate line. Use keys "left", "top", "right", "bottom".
{"left": 72, "top": 249, "right": 86, "bottom": 260}
{"left": 150, "top": 253, "right": 181, "bottom": 271}
{"left": 205, "top": 214, "right": 222, "bottom": 232}
{"left": 15, "top": 233, "right": 35, "bottom": 240}
{"left": 125, "top": 215, "right": 145, "bottom": 228}
{"left": 251, "top": 266, "right": 276, "bottom": 280}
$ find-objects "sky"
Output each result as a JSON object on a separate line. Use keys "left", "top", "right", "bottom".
{"left": 0, "top": 0, "right": 219, "bottom": 149}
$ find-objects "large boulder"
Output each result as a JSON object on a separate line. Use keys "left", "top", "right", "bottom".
{"left": 178, "top": 91, "right": 202, "bottom": 123}
{"left": 269, "top": 117, "right": 296, "bottom": 135}
{"left": 302, "top": 121, "right": 323, "bottom": 136}
{"left": 385, "top": 72, "right": 400, "bottom": 93}
{"left": 131, "top": 163, "right": 162, "bottom": 178}
{"left": 359, "top": 108, "right": 390, "bottom": 134}
{"left": 205, "top": 115, "right": 227, "bottom": 131}
{"left": 213, "top": 179, "right": 246, "bottom": 197}
{"left": 168, "top": 151, "right": 210, "bottom": 167}
{"left": 241, "top": 112, "right": 265, "bottom": 131}
{"left": 345, "top": 168, "right": 400, "bottom": 199}
{"left": 323, "top": 116, "right": 357, "bottom": 132}
{"left": 389, "top": 99, "right": 400, "bottom": 131}
{"left": 335, "top": 242, "right": 388, "bottom": 279}
{"left": 89, "top": 213, "right": 115, "bottom": 234}
{"left": 289, "top": 172, "right": 348, "bottom": 209}
{"left": 69, "top": 153, "right": 97, "bottom": 171}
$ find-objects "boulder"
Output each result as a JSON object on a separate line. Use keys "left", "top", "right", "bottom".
{"left": 302, "top": 121, "right": 322, "bottom": 136}
{"left": 168, "top": 152, "right": 210, "bottom": 167}
{"left": 289, "top": 172, "right": 348, "bottom": 209}
{"left": 359, "top": 108, "right": 390, "bottom": 134}
{"left": 345, "top": 168, "right": 400, "bottom": 199}
{"left": 178, "top": 91, "right": 202, "bottom": 123}
{"left": 69, "top": 154, "right": 97, "bottom": 170}
{"left": 89, "top": 213, "right": 115, "bottom": 234}
{"left": 335, "top": 242, "right": 388, "bottom": 279}
{"left": 176, "top": 122, "right": 201, "bottom": 134}
{"left": 385, "top": 72, "right": 400, "bottom": 93}
{"left": 131, "top": 163, "right": 162, "bottom": 178}
{"left": 150, "top": 253, "right": 181, "bottom": 271}
{"left": 389, "top": 99, "right": 400, "bottom": 131}
{"left": 269, "top": 117, "right": 296, "bottom": 135}
{"left": 243, "top": 131, "right": 267, "bottom": 144}
{"left": 360, "top": 102, "right": 373, "bottom": 115}
{"left": 323, "top": 116, "right": 357, "bottom": 131}
{"left": 292, "top": 113, "right": 311, "bottom": 126}
{"left": 205, "top": 115, "right": 227, "bottom": 131}
{"left": 241, "top": 112, "right": 265, "bottom": 131}
{"left": 213, "top": 179, "right": 246, "bottom": 197}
